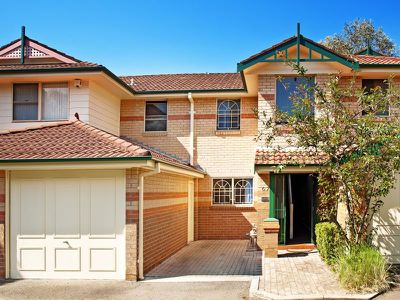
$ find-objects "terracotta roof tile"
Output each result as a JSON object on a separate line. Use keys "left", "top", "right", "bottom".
{"left": 356, "top": 55, "right": 400, "bottom": 65}
{"left": 0, "top": 62, "right": 100, "bottom": 72}
{"left": 255, "top": 148, "right": 327, "bottom": 165}
{"left": 0, "top": 121, "right": 203, "bottom": 173}
{"left": 120, "top": 73, "right": 244, "bottom": 93}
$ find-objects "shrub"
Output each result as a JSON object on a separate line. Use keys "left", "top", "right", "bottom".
{"left": 335, "top": 244, "right": 389, "bottom": 292}
{"left": 315, "top": 222, "right": 342, "bottom": 265}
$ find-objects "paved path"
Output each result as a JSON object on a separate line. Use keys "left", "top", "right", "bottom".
{"left": 260, "top": 250, "right": 377, "bottom": 299}
{"left": 146, "top": 240, "right": 262, "bottom": 278}
{"left": 0, "top": 280, "right": 251, "bottom": 300}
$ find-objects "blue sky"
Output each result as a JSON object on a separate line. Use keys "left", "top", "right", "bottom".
{"left": 1, "top": 0, "right": 399, "bottom": 75}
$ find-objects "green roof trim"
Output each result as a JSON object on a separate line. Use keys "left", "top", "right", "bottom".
{"left": 0, "top": 156, "right": 152, "bottom": 164}
{"left": 237, "top": 35, "right": 359, "bottom": 72}
{"left": 0, "top": 65, "right": 137, "bottom": 95}
{"left": 356, "top": 47, "right": 384, "bottom": 56}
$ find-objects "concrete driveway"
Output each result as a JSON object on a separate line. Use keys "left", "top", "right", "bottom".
{"left": 0, "top": 280, "right": 251, "bottom": 300}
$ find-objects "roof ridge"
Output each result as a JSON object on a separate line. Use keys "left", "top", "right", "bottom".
{"left": 71, "top": 121, "right": 150, "bottom": 157}
{"left": 0, "top": 121, "right": 73, "bottom": 135}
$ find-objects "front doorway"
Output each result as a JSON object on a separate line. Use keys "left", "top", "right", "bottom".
{"left": 270, "top": 173, "right": 317, "bottom": 245}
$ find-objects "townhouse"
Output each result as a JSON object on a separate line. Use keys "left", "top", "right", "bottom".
{"left": 0, "top": 25, "right": 399, "bottom": 280}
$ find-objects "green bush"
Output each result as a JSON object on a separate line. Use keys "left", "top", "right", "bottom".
{"left": 335, "top": 244, "right": 389, "bottom": 292}
{"left": 315, "top": 222, "right": 342, "bottom": 265}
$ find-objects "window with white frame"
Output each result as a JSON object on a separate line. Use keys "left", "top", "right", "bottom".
{"left": 217, "top": 99, "right": 240, "bottom": 130}
{"left": 212, "top": 178, "right": 253, "bottom": 205}
{"left": 13, "top": 82, "right": 69, "bottom": 121}
{"left": 145, "top": 101, "right": 167, "bottom": 131}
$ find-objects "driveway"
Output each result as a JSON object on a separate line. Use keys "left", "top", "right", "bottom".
{"left": 146, "top": 240, "right": 262, "bottom": 278}
{"left": 0, "top": 280, "right": 251, "bottom": 300}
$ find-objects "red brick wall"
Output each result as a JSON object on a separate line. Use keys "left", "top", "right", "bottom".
{"left": 195, "top": 175, "right": 269, "bottom": 241}
{"left": 0, "top": 171, "right": 5, "bottom": 279}
{"left": 126, "top": 170, "right": 189, "bottom": 275}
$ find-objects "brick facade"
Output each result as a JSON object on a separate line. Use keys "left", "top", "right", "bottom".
{"left": 126, "top": 169, "right": 190, "bottom": 275}
{"left": 120, "top": 96, "right": 270, "bottom": 243}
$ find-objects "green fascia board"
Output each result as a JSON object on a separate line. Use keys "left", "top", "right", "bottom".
{"left": 237, "top": 38, "right": 298, "bottom": 72}
{"left": 0, "top": 156, "right": 152, "bottom": 164}
{"left": 0, "top": 66, "right": 137, "bottom": 95}
{"left": 302, "top": 39, "right": 358, "bottom": 70}
{"left": 237, "top": 36, "right": 359, "bottom": 71}
{"left": 356, "top": 48, "right": 383, "bottom": 56}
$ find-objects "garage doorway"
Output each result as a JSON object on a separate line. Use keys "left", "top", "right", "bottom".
{"left": 9, "top": 170, "right": 126, "bottom": 279}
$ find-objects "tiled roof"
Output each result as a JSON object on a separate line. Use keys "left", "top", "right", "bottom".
{"left": 255, "top": 148, "right": 326, "bottom": 165}
{"left": 0, "top": 62, "right": 100, "bottom": 72}
{"left": 0, "top": 121, "right": 202, "bottom": 173}
{"left": 120, "top": 73, "right": 244, "bottom": 93}
{"left": 355, "top": 55, "right": 400, "bottom": 65}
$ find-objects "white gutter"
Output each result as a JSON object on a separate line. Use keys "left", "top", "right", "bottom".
{"left": 188, "top": 92, "right": 195, "bottom": 166}
{"left": 138, "top": 162, "right": 161, "bottom": 279}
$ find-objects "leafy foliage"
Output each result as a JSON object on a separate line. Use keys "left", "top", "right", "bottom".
{"left": 322, "top": 19, "right": 397, "bottom": 56}
{"left": 335, "top": 244, "right": 389, "bottom": 292}
{"left": 258, "top": 61, "right": 400, "bottom": 245}
{"left": 315, "top": 222, "right": 343, "bottom": 265}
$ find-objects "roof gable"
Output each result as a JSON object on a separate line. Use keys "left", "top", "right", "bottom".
{"left": 237, "top": 35, "right": 358, "bottom": 72}
{"left": 0, "top": 37, "right": 80, "bottom": 63}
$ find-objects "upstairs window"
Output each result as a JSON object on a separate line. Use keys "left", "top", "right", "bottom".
{"left": 217, "top": 100, "right": 240, "bottom": 130}
{"left": 276, "top": 77, "right": 315, "bottom": 115}
{"left": 362, "top": 79, "right": 389, "bottom": 116}
{"left": 13, "top": 84, "right": 39, "bottom": 121}
{"left": 212, "top": 178, "right": 253, "bottom": 205}
{"left": 145, "top": 101, "right": 167, "bottom": 131}
{"left": 13, "top": 82, "right": 69, "bottom": 121}
{"left": 42, "top": 83, "right": 69, "bottom": 120}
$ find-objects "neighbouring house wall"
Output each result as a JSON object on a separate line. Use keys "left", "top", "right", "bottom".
{"left": 0, "top": 81, "right": 90, "bottom": 130}
{"left": 89, "top": 81, "right": 121, "bottom": 136}
{"left": 373, "top": 173, "right": 400, "bottom": 263}
{"left": 0, "top": 171, "right": 5, "bottom": 279}
{"left": 126, "top": 169, "right": 190, "bottom": 275}
{"left": 0, "top": 80, "right": 121, "bottom": 135}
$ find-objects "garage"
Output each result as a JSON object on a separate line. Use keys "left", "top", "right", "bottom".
{"left": 10, "top": 170, "right": 126, "bottom": 279}
{"left": 373, "top": 174, "right": 400, "bottom": 263}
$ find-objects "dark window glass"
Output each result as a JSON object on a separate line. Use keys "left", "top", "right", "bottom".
{"left": 145, "top": 101, "right": 167, "bottom": 131}
{"left": 13, "top": 84, "right": 39, "bottom": 120}
{"left": 276, "top": 77, "right": 315, "bottom": 114}
{"left": 217, "top": 100, "right": 240, "bottom": 130}
{"left": 362, "top": 79, "right": 389, "bottom": 116}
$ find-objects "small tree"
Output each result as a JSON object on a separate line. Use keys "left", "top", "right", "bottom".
{"left": 258, "top": 62, "right": 400, "bottom": 245}
{"left": 322, "top": 19, "right": 397, "bottom": 56}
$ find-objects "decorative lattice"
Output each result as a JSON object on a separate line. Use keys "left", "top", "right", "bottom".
{"left": 1, "top": 46, "right": 49, "bottom": 59}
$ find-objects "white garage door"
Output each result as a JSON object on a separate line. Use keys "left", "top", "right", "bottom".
{"left": 10, "top": 170, "right": 125, "bottom": 279}
{"left": 373, "top": 174, "right": 400, "bottom": 263}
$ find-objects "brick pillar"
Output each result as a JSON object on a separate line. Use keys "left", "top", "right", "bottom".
{"left": 262, "top": 218, "right": 280, "bottom": 258}
{"left": 0, "top": 171, "right": 5, "bottom": 279}
{"left": 126, "top": 169, "right": 138, "bottom": 281}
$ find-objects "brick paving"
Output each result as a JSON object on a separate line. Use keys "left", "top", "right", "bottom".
{"left": 262, "top": 250, "right": 359, "bottom": 297}
{"left": 146, "top": 240, "right": 262, "bottom": 277}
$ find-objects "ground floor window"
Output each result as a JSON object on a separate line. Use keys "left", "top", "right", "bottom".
{"left": 212, "top": 178, "right": 253, "bottom": 205}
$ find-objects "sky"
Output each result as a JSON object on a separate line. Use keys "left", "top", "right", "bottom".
{"left": 1, "top": 0, "right": 400, "bottom": 75}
